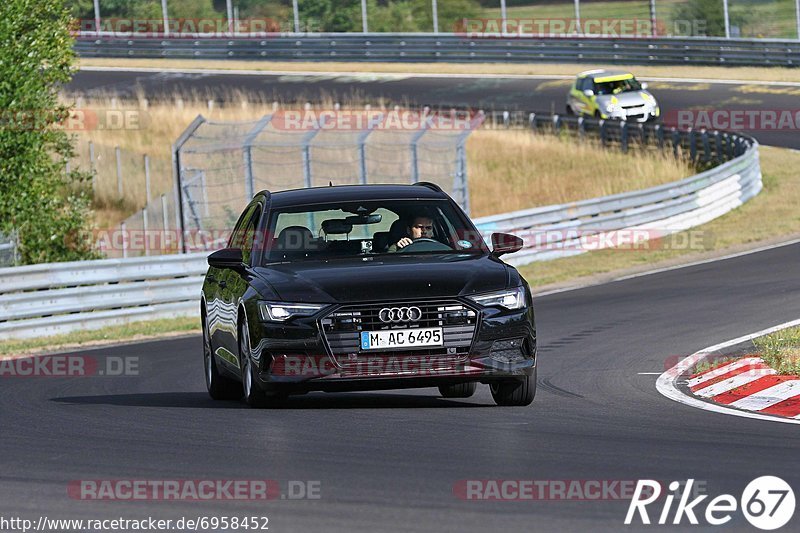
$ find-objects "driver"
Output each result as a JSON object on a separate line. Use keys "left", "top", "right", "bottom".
{"left": 389, "top": 215, "right": 434, "bottom": 251}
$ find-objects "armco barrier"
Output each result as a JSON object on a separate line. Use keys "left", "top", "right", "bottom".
{"left": 75, "top": 34, "right": 800, "bottom": 67}
{"left": 0, "top": 125, "right": 761, "bottom": 340}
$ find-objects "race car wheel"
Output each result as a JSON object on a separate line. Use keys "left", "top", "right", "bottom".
{"left": 490, "top": 368, "right": 536, "bottom": 406}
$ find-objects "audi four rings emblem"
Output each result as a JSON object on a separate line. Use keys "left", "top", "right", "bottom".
{"left": 378, "top": 306, "right": 422, "bottom": 323}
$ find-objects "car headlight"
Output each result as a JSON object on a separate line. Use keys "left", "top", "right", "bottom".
{"left": 467, "top": 286, "right": 526, "bottom": 310}
{"left": 258, "top": 301, "right": 326, "bottom": 321}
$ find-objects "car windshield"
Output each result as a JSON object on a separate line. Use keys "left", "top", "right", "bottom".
{"left": 263, "top": 199, "right": 488, "bottom": 263}
{"left": 593, "top": 77, "right": 642, "bottom": 95}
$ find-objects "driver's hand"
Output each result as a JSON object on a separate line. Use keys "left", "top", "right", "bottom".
{"left": 396, "top": 237, "right": 413, "bottom": 248}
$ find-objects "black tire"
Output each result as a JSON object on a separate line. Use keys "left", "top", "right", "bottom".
{"left": 565, "top": 104, "right": 574, "bottom": 116}
{"left": 203, "top": 316, "right": 241, "bottom": 401}
{"left": 490, "top": 369, "right": 536, "bottom": 406}
{"left": 239, "top": 319, "right": 269, "bottom": 408}
{"left": 438, "top": 382, "right": 477, "bottom": 398}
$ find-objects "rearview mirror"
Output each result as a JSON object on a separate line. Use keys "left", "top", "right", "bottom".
{"left": 641, "top": 82, "right": 648, "bottom": 90}
{"left": 491, "top": 233, "right": 523, "bottom": 257}
{"left": 321, "top": 219, "right": 353, "bottom": 235}
{"left": 208, "top": 247, "right": 244, "bottom": 268}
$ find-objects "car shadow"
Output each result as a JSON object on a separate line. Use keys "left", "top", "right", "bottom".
{"left": 50, "top": 391, "right": 494, "bottom": 409}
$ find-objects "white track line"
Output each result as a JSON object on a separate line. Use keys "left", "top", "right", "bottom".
{"left": 656, "top": 318, "right": 800, "bottom": 425}
{"left": 693, "top": 368, "right": 776, "bottom": 398}
{"left": 78, "top": 66, "right": 800, "bottom": 87}
{"left": 687, "top": 357, "right": 764, "bottom": 388}
{"left": 729, "top": 380, "right": 800, "bottom": 410}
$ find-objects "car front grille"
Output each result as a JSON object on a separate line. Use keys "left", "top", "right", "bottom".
{"left": 319, "top": 300, "right": 479, "bottom": 364}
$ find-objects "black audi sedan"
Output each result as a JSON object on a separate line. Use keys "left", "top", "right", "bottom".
{"left": 201, "top": 182, "right": 536, "bottom": 407}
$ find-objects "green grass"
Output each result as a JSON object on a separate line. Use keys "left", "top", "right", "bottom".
{"left": 0, "top": 316, "right": 199, "bottom": 358}
{"left": 753, "top": 325, "right": 800, "bottom": 374}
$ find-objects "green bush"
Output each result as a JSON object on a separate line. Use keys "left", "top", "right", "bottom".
{"left": 0, "top": 0, "right": 98, "bottom": 264}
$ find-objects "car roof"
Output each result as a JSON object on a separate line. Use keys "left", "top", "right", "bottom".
{"left": 261, "top": 184, "right": 449, "bottom": 208}
{"left": 577, "top": 69, "right": 635, "bottom": 81}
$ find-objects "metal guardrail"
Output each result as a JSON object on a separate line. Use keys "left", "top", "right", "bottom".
{"left": 75, "top": 34, "right": 800, "bottom": 67}
{"left": 0, "top": 116, "right": 761, "bottom": 340}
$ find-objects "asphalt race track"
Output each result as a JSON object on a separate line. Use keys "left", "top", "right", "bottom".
{"left": 69, "top": 68, "right": 800, "bottom": 149}
{"left": 2, "top": 242, "right": 799, "bottom": 531}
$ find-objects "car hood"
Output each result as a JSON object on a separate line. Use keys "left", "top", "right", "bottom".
{"left": 253, "top": 253, "right": 510, "bottom": 303}
{"left": 596, "top": 90, "right": 656, "bottom": 107}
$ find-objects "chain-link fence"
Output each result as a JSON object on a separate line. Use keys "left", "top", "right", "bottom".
{"left": 173, "top": 107, "right": 482, "bottom": 252}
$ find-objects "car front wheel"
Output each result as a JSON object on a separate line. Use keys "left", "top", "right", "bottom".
{"left": 490, "top": 369, "right": 536, "bottom": 406}
{"left": 240, "top": 319, "right": 270, "bottom": 408}
{"left": 204, "top": 317, "right": 241, "bottom": 401}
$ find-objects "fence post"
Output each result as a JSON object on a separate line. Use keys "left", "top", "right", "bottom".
{"left": 144, "top": 154, "right": 151, "bottom": 204}
{"left": 409, "top": 118, "right": 431, "bottom": 183}
{"left": 115, "top": 146, "right": 123, "bottom": 199}
{"left": 620, "top": 120, "right": 629, "bottom": 153}
{"left": 701, "top": 130, "right": 711, "bottom": 163}
{"left": 714, "top": 131, "right": 724, "bottom": 164}
{"left": 142, "top": 206, "right": 149, "bottom": 257}
{"left": 172, "top": 115, "right": 207, "bottom": 253}
{"left": 529, "top": 112, "right": 536, "bottom": 133}
{"left": 242, "top": 115, "right": 273, "bottom": 202}
{"left": 89, "top": 141, "right": 96, "bottom": 195}
{"left": 689, "top": 128, "right": 697, "bottom": 161}
{"left": 161, "top": 194, "right": 169, "bottom": 254}
{"left": 672, "top": 128, "right": 680, "bottom": 158}
{"left": 599, "top": 119, "right": 607, "bottom": 147}
{"left": 655, "top": 124, "right": 664, "bottom": 150}
{"left": 577, "top": 116, "right": 585, "bottom": 141}
{"left": 121, "top": 222, "right": 128, "bottom": 259}
{"left": 553, "top": 114, "right": 562, "bottom": 134}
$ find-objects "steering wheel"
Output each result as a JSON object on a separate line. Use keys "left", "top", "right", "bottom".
{"left": 395, "top": 238, "right": 452, "bottom": 252}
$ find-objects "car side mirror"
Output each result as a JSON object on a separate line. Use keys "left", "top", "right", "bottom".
{"left": 491, "top": 233, "right": 523, "bottom": 257}
{"left": 208, "top": 247, "right": 245, "bottom": 268}
{"left": 640, "top": 82, "right": 648, "bottom": 90}
{"left": 583, "top": 89, "right": 594, "bottom": 97}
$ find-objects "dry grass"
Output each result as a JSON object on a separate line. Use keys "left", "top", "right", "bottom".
{"left": 69, "top": 95, "right": 694, "bottom": 226}
{"left": 518, "top": 145, "right": 800, "bottom": 287}
{"left": 79, "top": 58, "right": 800, "bottom": 84}
{"left": 466, "top": 129, "right": 693, "bottom": 217}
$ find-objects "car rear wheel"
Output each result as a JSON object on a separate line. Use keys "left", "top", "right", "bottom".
{"left": 490, "top": 369, "right": 536, "bottom": 406}
{"left": 203, "top": 317, "right": 241, "bottom": 401}
{"left": 438, "top": 382, "right": 477, "bottom": 398}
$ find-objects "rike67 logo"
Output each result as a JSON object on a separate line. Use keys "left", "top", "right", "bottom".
{"left": 625, "top": 477, "right": 795, "bottom": 530}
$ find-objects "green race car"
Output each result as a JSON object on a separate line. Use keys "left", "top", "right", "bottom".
{"left": 566, "top": 69, "right": 660, "bottom": 123}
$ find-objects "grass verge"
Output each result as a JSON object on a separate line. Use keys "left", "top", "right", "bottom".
{"left": 78, "top": 58, "right": 800, "bottom": 84}
{"left": 753, "top": 326, "right": 800, "bottom": 375}
{"left": 0, "top": 317, "right": 199, "bottom": 358}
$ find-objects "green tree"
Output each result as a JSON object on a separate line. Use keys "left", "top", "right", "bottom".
{"left": 0, "top": 0, "right": 97, "bottom": 264}
{"left": 672, "top": 0, "right": 745, "bottom": 37}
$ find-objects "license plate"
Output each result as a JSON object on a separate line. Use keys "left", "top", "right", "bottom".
{"left": 360, "top": 328, "right": 443, "bottom": 350}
